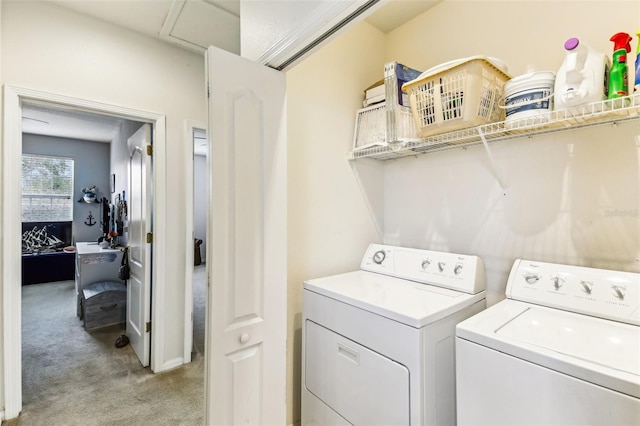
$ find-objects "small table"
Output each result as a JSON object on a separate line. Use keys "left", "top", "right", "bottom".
{"left": 75, "top": 242, "right": 124, "bottom": 316}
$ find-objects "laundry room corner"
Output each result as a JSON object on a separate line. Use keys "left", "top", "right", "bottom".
{"left": 285, "top": 19, "right": 387, "bottom": 426}
{"left": 292, "top": 1, "right": 639, "bottom": 423}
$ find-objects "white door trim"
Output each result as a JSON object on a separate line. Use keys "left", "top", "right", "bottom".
{"left": 1, "top": 85, "right": 167, "bottom": 419}
{"left": 183, "top": 119, "right": 207, "bottom": 363}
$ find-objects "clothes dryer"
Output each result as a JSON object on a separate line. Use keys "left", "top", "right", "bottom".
{"left": 302, "top": 244, "right": 486, "bottom": 425}
{"left": 456, "top": 259, "right": 640, "bottom": 425}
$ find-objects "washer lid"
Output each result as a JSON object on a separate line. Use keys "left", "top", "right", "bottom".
{"left": 497, "top": 307, "right": 640, "bottom": 376}
{"left": 304, "top": 270, "right": 485, "bottom": 328}
{"left": 456, "top": 300, "right": 640, "bottom": 398}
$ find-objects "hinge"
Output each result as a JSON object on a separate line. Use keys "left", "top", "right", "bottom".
{"left": 207, "top": 83, "right": 210, "bottom": 99}
{"left": 146, "top": 321, "right": 151, "bottom": 333}
{"left": 146, "top": 144, "right": 153, "bottom": 156}
{"left": 146, "top": 232, "right": 153, "bottom": 243}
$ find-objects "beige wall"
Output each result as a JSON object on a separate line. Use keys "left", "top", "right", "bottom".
{"left": 286, "top": 21, "right": 385, "bottom": 425}
{"left": 381, "top": 0, "right": 639, "bottom": 305}
{"left": 385, "top": 0, "right": 638, "bottom": 77}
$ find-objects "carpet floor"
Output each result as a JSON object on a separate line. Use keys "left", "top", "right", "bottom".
{"left": 4, "top": 265, "right": 206, "bottom": 426}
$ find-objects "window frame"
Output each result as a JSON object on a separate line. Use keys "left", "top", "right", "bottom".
{"left": 21, "top": 153, "right": 75, "bottom": 223}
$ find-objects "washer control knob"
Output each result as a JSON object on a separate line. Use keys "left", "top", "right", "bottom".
{"left": 437, "top": 262, "right": 445, "bottom": 272}
{"left": 552, "top": 276, "right": 563, "bottom": 290}
{"left": 373, "top": 250, "right": 386, "bottom": 265}
{"left": 611, "top": 285, "right": 625, "bottom": 300}
{"left": 421, "top": 259, "right": 431, "bottom": 270}
{"left": 454, "top": 264, "right": 463, "bottom": 275}
{"left": 580, "top": 281, "right": 593, "bottom": 295}
{"left": 524, "top": 274, "right": 540, "bottom": 284}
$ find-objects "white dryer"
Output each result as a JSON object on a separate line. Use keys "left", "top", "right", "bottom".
{"left": 302, "top": 244, "right": 486, "bottom": 425}
{"left": 456, "top": 259, "right": 640, "bottom": 425}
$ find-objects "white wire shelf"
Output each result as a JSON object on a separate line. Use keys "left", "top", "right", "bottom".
{"left": 347, "top": 94, "right": 640, "bottom": 161}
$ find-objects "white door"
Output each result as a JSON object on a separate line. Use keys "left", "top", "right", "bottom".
{"left": 127, "top": 123, "right": 152, "bottom": 367}
{"left": 206, "top": 46, "right": 287, "bottom": 425}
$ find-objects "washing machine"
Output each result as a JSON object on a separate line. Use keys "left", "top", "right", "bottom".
{"left": 456, "top": 259, "right": 640, "bottom": 425}
{"left": 302, "top": 244, "right": 486, "bottom": 425}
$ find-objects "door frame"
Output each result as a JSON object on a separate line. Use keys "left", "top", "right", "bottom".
{"left": 183, "top": 119, "right": 207, "bottom": 363}
{"left": 1, "top": 85, "right": 167, "bottom": 419}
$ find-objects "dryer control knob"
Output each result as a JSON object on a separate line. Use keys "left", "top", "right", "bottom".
{"left": 611, "top": 285, "right": 625, "bottom": 300}
{"left": 437, "top": 262, "right": 445, "bottom": 272}
{"left": 421, "top": 259, "right": 431, "bottom": 270}
{"left": 373, "top": 250, "right": 386, "bottom": 265}
{"left": 454, "top": 264, "right": 463, "bottom": 275}
{"left": 524, "top": 274, "right": 540, "bottom": 284}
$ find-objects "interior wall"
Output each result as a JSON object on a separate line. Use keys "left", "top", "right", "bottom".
{"left": 382, "top": 0, "right": 640, "bottom": 305}
{"left": 0, "top": 1, "right": 206, "bottom": 400}
{"left": 22, "top": 134, "right": 110, "bottom": 243}
{"left": 194, "top": 154, "right": 207, "bottom": 261}
{"left": 286, "top": 21, "right": 385, "bottom": 425}
{"left": 385, "top": 0, "right": 638, "bottom": 79}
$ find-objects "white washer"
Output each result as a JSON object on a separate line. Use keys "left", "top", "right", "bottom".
{"left": 302, "top": 244, "right": 486, "bottom": 425}
{"left": 456, "top": 259, "right": 640, "bottom": 425}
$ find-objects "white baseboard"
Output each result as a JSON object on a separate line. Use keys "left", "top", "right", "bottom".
{"left": 289, "top": 421, "right": 301, "bottom": 426}
{"left": 1, "top": 409, "right": 5, "bottom": 421}
{"left": 161, "top": 357, "right": 185, "bottom": 372}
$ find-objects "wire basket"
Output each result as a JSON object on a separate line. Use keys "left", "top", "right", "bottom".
{"left": 403, "top": 57, "right": 511, "bottom": 137}
{"left": 352, "top": 102, "right": 418, "bottom": 151}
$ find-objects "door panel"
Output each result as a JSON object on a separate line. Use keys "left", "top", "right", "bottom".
{"left": 227, "top": 344, "right": 262, "bottom": 424}
{"left": 127, "top": 123, "right": 152, "bottom": 367}
{"left": 229, "top": 90, "right": 263, "bottom": 322}
{"left": 206, "top": 46, "right": 286, "bottom": 425}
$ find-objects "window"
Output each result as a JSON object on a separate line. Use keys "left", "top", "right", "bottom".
{"left": 22, "top": 154, "right": 74, "bottom": 222}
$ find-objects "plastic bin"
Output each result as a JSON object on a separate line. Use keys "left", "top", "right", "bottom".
{"left": 402, "top": 56, "right": 511, "bottom": 137}
{"left": 352, "top": 102, "right": 418, "bottom": 151}
{"left": 352, "top": 61, "right": 423, "bottom": 152}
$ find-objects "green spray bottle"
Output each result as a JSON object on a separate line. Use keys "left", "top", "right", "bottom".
{"left": 608, "top": 32, "right": 632, "bottom": 98}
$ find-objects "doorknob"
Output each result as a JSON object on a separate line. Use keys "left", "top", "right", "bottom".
{"left": 239, "top": 333, "right": 250, "bottom": 344}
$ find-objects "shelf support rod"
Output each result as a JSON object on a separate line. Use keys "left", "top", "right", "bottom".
{"left": 477, "top": 127, "right": 506, "bottom": 191}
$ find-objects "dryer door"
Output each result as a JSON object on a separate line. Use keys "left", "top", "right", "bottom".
{"left": 305, "top": 320, "right": 410, "bottom": 425}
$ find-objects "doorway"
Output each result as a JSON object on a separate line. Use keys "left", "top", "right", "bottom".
{"left": 183, "top": 121, "right": 207, "bottom": 363}
{"left": 2, "top": 86, "right": 167, "bottom": 419}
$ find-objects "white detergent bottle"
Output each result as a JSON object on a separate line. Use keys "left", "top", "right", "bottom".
{"left": 554, "top": 37, "right": 610, "bottom": 111}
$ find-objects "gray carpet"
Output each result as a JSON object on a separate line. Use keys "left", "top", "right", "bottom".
{"left": 5, "top": 265, "right": 206, "bottom": 425}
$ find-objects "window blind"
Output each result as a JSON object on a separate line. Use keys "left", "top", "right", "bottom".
{"left": 22, "top": 154, "right": 74, "bottom": 222}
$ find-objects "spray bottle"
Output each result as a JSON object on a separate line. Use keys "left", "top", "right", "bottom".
{"left": 634, "top": 28, "right": 640, "bottom": 93}
{"left": 608, "top": 32, "right": 632, "bottom": 99}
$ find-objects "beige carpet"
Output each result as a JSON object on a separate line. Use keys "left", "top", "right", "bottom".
{"left": 4, "top": 265, "right": 206, "bottom": 426}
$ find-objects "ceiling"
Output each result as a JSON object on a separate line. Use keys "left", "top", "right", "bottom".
{"left": 22, "top": 0, "right": 441, "bottom": 145}
{"left": 22, "top": 102, "right": 126, "bottom": 143}
{"left": 48, "top": 0, "right": 440, "bottom": 55}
